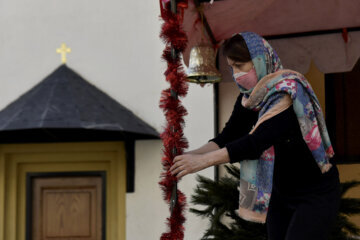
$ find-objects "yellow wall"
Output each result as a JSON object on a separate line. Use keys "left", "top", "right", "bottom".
{"left": 337, "top": 164, "right": 360, "bottom": 228}
{"left": 305, "top": 61, "right": 326, "bottom": 112}
{"left": 0, "top": 142, "right": 126, "bottom": 240}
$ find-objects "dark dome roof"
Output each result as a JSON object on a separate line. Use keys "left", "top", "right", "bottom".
{"left": 0, "top": 64, "right": 159, "bottom": 143}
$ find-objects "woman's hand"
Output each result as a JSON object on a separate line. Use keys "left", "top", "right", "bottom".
{"left": 170, "top": 154, "right": 211, "bottom": 179}
{"left": 169, "top": 148, "right": 230, "bottom": 180}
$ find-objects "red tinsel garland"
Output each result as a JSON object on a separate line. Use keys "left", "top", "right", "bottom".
{"left": 159, "top": 1, "right": 189, "bottom": 239}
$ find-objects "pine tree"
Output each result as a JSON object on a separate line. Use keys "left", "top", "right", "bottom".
{"left": 190, "top": 165, "right": 360, "bottom": 240}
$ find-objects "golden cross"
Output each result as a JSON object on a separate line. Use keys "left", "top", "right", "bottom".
{"left": 56, "top": 43, "right": 71, "bottom": 64}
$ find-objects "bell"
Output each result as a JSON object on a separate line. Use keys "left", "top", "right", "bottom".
{"left": 187, "top": 44, "right": 221, "bottom": 83}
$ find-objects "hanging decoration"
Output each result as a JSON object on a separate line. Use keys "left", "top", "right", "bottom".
{"left": 158, "top": 0, "right": 189, "bottom": 239}
{"left": 186, "top": 44, "right": 221, "bottom": 83}
{"left": 186, "top": 2, "right": 221, "bottom": 83}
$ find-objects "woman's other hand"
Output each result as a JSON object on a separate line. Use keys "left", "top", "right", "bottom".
{"left": 170, "top": 154, "right": 210, "bottom": 179}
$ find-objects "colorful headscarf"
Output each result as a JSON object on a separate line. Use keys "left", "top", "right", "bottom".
{"left": 233, "top": 32, "right": 335, "bottom": 223}
{"left": 234, "top": 32, "right": 283, "bottom": 94}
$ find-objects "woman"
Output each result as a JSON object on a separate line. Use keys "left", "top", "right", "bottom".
{"left": 170, "top": 32, "right": 341, "bottom": 240}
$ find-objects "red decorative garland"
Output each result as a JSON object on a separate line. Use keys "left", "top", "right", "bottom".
{"left": 159, "top": 1, "right": 189, "bottom": 239}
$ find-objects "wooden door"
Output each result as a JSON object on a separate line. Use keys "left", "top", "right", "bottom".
{"left": 31, "top": 176, "right": 103, "bottom": 240}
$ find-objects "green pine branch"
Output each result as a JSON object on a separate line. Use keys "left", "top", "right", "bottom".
{"left": 190, "top": 166, "right": 360, "bottom": 240}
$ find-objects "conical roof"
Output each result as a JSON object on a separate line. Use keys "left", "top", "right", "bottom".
{"left": 0, "top": 64, "right": 159, "bottom": 143}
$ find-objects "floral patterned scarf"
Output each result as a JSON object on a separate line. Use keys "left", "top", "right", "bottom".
{"left": 234, "top": 32, "right": 335, "bottom": 223}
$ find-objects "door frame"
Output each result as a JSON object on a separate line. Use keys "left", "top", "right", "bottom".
{"left": 0, "top": 141, "right": 126, "bottom": 240}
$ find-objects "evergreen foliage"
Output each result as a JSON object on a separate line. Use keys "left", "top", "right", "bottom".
{"left": 190, "top": 165, "right": 360, "bottom": 240}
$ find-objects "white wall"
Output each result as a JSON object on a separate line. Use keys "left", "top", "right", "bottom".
{"left": 0, "top": 0, "right": 214, "bottom": 239}
{"left": 127, "top": 85, "right": 214, "bottom": 240}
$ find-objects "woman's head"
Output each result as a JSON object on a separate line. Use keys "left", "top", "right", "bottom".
{"left": 223, "top": 34, "right": 256, "bottom": 92}
{"left": 222, "top": 32, "right": 283, "bottom": 94}
{"left": 223, "top": 34, "right": 251, "bottom": 63}
{"left": 223, "top": 34, "right": 253, "bottom": 73}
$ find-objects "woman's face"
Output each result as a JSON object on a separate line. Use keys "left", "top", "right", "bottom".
{"left": 226, "top": 58, "right": 254, "bottom": 74}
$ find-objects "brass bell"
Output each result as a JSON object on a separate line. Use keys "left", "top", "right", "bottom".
{"left": 186, "top": 44, "right": 221, "bottom": 83}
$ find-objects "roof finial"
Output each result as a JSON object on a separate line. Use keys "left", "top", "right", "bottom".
{"left": 56, "top": 43, "right": 71, "bottom": 64}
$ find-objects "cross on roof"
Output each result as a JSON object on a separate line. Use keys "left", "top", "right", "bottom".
{"left": 56, "top": 43, "right": 71, "bottom": 64}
